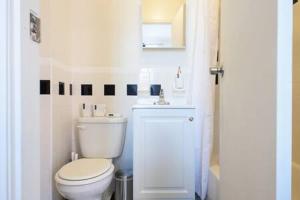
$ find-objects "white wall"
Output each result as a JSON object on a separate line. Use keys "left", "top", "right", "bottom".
{"left": 51, "top": 63, "right": 73, "bottom": 200}
{"left": 40, "top": 61, "right": 52, "bottom": 200}
{"left": 21, "top": 0, "right": 41, "bottom": 199}
{"left": 67, "top": 0, "right": 189, "bottom": 69}
{"left": 142, "top": 0, "right": 185, "bottom": 23}
{"left": 40, "top": 0, "right": 72, "bottom": 199}
{"left": 172, "top": 4, "right": 186, "bottom": 47}
{"left": 68, "top": 0, "right": 116, "bottom": 67}
{"left": 40, "top": 0, "right": 70, "bottom": 63}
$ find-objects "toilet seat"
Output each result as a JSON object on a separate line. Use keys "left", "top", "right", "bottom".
{"left": 55, "top": 158, "right": 114, "bottom": 186}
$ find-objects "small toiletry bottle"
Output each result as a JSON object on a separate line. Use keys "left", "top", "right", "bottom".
{"left": 81, "top": 103, "right": 91, "bottom": 117}
{"left": 93, "top": 104, "right": 106, "bottom": 117}
{"left": 175, "top": 66, "right": 184, "bottom": 89}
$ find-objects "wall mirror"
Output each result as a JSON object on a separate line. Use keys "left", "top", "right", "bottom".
{"left": 142, "top": 0, "right": 186, "bottom": 49}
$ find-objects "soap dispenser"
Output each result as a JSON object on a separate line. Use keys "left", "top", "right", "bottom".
{"left": 175, "top": 66, "right": 184, "bottom": 90}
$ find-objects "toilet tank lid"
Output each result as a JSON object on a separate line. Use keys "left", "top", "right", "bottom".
{"left": 78, "top": 116, "right": 127, "bottom": 124}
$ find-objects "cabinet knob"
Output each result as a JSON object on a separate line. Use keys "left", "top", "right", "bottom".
{"left": 189, "top": 117, "right": 194, "bottom": 122}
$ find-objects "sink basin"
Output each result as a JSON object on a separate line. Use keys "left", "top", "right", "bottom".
{"left": 132, "top": 104, "right": 195, "bottom": 109}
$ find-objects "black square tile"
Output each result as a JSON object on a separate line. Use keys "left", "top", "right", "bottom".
{"left": 40, "top": 80, "right": 50, "bottom": 95}
{"left": 127, "top": 84, "right": 137, "bottom": 96}
{"left": 104, "top": 84, "right": 115, "bottom": 96}
{"left": 151, "top": 84, "right": 161, "bottom": 96}
{"left": 81, "top": 84, "right": 93, "bottom": 96}
{"left": 59, "top": 82, "right": 65, "bottom": 95}
{"left": 69, "top": 84, "right": 73, "bottom": 96}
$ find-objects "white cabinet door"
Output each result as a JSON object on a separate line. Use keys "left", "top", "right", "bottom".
{"left": 133, "top": 108, "right": 195, "bottom": 200}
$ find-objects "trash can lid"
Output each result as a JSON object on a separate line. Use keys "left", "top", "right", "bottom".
{"left": 115, "top": 169, "right": 133, "bottom": 180}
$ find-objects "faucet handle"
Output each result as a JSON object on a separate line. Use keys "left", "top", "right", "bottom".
{"left": 154, "top": 88, "right": 170, "bottom": 105}
{"left": 159, "top": 89, "right": 164, "bottom": 97}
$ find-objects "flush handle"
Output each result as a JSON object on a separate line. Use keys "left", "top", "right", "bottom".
{"left": 189, "top": 117, "right": 194, "bottom": 122}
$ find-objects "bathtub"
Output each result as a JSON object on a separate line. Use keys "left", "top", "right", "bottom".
{"left": 293, "top": 162, "right": 300, "bottom": 200}
{"left": 207, "top": 165, "right": 220, "bottom": 200}
{"left": 206, "top": 163, "right": 299, "bottom": 200}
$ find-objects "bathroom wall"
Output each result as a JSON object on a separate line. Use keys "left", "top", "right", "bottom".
{"left": 40, "top": 0, "right": 72, "bottom": 200}
{"left": 40, "top": 0, "right": 70, "bottom": 63}
{"left": 293, "top": 2, "right": 300, "bottom": 166}
{"left": 40, "top": 61, "right": 52, "bottom": 200}
{"left": 67, "top": 0, "right": 189, "bottom": 69}
{"left": 68, "top": 0, "right": 119, "bottom": 67}
{"left": 143, "top": 0, "right": 186, "bottom": 23}
{"left": 172, "top": 4, "right": 186, "bottom": 47}
{"left": 21, "top": 0, "right": 41, "bottom": 199}
{"left": 51, "top": 64, "right": 73, "bottom": 200}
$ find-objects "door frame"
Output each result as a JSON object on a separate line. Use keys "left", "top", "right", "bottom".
{"left": 276, "top": 0, "right": 293, "bottom": 198}
{"left": 0, "top": 0, "right": 23, "bottom": 199}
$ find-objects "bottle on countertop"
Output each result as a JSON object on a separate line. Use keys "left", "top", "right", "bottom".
{"left": 175, "top": 66, "right": 184, "bottom": 90}
{"left": 81, "top": 103, "right": 92, "bottom": 117}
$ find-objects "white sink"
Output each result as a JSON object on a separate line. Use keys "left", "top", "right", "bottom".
{"left": 132, "top": 104, "right": 195, "bottom": 109}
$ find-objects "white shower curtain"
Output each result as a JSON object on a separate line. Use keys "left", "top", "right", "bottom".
{"left": 188, "top": 0, "right": 220, "bottom": 199}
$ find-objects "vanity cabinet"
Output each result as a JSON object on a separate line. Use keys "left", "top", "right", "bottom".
{"left": 133, "top": 105, "right": 195, "bottom": 200}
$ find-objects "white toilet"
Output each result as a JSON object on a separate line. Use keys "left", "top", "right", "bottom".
{"left": 55, "top": 116, "right": 127, "bottom": 200}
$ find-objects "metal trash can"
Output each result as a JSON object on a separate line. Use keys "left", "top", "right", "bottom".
{"left": 115, "top": 169, "right": 133, "bottom": 200}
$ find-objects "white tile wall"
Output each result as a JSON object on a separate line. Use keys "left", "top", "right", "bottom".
{"left": 51, "top": 64, "right": 73, "bottom": 200}
{"left": 40, "top": 60, "right": 52, "bottom": 200}
{"left": 71, "top": 67, "right": 190, "bottom": 169}
{"left": 40, "top": 58, "right": 73, "bottom": 200}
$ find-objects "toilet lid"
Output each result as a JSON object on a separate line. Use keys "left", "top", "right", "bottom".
{"left": 58, "top": 158, "right": 112, "bottom": 181}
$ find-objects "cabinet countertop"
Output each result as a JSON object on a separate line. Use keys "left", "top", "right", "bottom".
{"left": 132, "top": 104, "right": 195, "bottom": 109}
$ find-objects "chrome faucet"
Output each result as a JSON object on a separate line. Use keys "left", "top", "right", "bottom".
{"left": 154, "top": 89, "right": 170, "bottom": 105}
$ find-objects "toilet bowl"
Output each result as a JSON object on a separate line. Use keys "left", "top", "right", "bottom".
{"left": 55, "top": 116, "right": 127, "bottom": 200}
{"left": 55, "top": 158, "right": 114, "bottom": 200}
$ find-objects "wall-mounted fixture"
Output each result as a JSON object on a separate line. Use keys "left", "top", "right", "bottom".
{"left": 30, "top": 11, "right": 41, "bottom": 43}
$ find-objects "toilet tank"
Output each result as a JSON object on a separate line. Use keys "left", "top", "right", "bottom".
{"left": 77, "top": 117, "right": 127, "bottom": 158}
